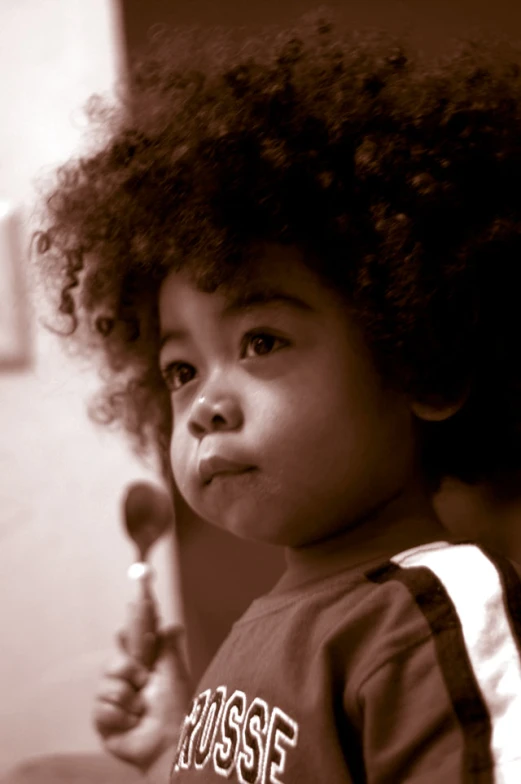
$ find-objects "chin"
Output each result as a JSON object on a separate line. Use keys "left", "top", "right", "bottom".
{"left": 218, "top": 511, "right": 304, "bottom": 547}
{"left": 202, "top": 506, "right": 275, "bottom": 543}
{"left": 217, "top": 513, "right": 266, "bottom": 542}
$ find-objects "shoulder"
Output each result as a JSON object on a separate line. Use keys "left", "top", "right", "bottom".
{"left": 351, "top": 541, "right": 521, "bottom": 779}
{"left": 359, "top": 539, "right": 521, "bottom": 676}
{"left": 365, "top": 539, "right": 521, "bottom": 647}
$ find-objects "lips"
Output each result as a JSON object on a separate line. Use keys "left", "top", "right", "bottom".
{"left": 198, "top": 455, "right": 255, "bottom": 485}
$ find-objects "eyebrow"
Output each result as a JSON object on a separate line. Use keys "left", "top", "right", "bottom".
{"left": 222, "top": 288, "right": 314, "bottom": 316}
{"left": 159, "top": 288, "right": 313, "bottom": 350}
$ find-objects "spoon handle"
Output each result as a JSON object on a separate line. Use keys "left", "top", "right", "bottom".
{"left": 126, "top": 563, "right": 159, "bottom": 667}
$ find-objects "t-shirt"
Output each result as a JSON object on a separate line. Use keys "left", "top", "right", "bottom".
{"left": 170, "top": 539, "right": 521, "bottom": 782}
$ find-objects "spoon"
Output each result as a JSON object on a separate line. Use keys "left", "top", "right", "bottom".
{"left": 122, "top": 481, "right": 174, "bottom": 666}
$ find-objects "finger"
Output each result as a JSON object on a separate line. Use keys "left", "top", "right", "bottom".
{"left": 93, "top": 700, "right": 140, "bottom": 738}
{"left": 95, "top": 678, "right": 145, "bottom": 715}
{"left": 119, "top": 626, "right": 159, "bottom": 670}
{"left": 126, "top": 630, "right": 159, "bottom": 668}
{"left": 148, "top": 626, "right": 193, "bottom": 703}
{"left": 154, "top": 625, "right": 190, "bottom": 672}
{"left": 104, "top": 651, "right": 149, "bottom": 690}
{"left": 152, "top": 625, "right": 186, "bottom": 659}
{"left": 116, "top": 628, "right": 128, "bottom": 653}
{"left": 158, "top": 624, "right": 186, "bottom": 651}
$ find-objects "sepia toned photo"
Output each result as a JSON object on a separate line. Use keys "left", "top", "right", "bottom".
{"left": 3, "top": 2, "right": 521, "bottom": 783}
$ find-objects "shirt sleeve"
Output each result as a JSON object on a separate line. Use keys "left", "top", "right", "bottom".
{"left": 356, "top": 636, "right": 479, "bottom": 783}
{"left": 357, "top": 541, "right": 521, "bottom": 783}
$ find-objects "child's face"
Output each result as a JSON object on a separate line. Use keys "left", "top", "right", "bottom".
{"left": 158, "top": 245, "right": 418, "bottom": 547}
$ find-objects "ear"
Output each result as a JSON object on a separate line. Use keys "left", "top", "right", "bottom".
{"left": 410, "top": 392, "right": 468, "bottom": 423}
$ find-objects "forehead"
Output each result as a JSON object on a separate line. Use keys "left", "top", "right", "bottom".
{"left": 158, "top": 244, "right": 339, "bottom": 323}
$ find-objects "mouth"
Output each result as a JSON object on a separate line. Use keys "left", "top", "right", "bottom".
{"left": 198, "top": 455, "right": 256, "bottom": 486}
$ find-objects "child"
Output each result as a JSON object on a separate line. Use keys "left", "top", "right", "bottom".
{"left": 34, "top": 13, "right": 521, "bottom": 782}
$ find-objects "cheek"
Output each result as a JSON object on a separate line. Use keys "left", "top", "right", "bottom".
{"left": 248, "top": 370, "right": 346, "bottom": 478}
{"left": 267, "top": 358, "right": 399, "bottom": 478}
{"left": 246, "top": 382, "right": 309, "bottom": 454}
{"left": 169, "top": 424, "right": 192, "bottom": 490}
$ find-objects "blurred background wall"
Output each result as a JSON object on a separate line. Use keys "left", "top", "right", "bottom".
{"left": 0, "top": 0, "right": 180, "bottom": 774}
{"left": 3, "top": 0, "right": 521, "bottom": 777}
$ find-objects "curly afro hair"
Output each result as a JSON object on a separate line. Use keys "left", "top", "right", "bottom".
{"left": 32, "top": 11, "right": 521, "bottom": 490}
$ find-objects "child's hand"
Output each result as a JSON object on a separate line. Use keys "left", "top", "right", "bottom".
{"left": 93, "top": 626, "right": 192, "bottom": 773}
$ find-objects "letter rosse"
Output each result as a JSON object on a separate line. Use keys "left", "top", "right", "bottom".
{"left": 173, "top": 686, "right": 299, "bottom": 783}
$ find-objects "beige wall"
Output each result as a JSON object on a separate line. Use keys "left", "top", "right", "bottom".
{"left": 0, "top": 1, "right": 181, "bottom": 773}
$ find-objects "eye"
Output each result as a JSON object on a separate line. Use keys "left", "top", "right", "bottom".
{"left": 242, "top": 332, "right": 287, "bottom": 358}
{"left": 161, "top": 362, "right": 196, "bottom": 392}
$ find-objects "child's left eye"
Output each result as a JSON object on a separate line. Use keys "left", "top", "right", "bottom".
{"left": 242, "top": 332, "right": 287, "bottom": 358}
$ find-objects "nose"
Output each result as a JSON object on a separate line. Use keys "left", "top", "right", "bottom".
{"left": 188, "top": 384, "right": 244, "bottom": 438}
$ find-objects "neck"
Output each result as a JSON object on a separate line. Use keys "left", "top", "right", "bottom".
{"left": 285, "top": 478, "right": 451, "bottom": 578}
